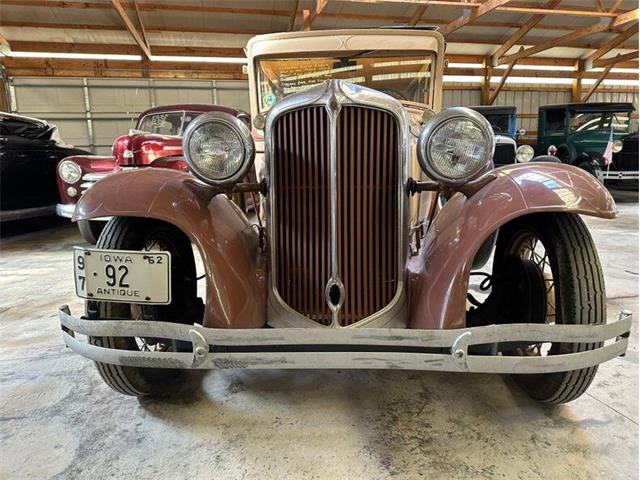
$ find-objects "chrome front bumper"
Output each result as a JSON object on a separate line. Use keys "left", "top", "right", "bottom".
{"left": 56, "top": 203, "right": 76, "bottom": 219}
{"left": 602, "top": 171, "right": 639, "bottom": 181}
{"left": 58, "top": 307, "right": 632, "bottom": 373}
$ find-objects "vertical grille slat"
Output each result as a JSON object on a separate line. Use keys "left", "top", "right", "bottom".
{"left": 272, "top": 105, "right": 399, "bottom": 326}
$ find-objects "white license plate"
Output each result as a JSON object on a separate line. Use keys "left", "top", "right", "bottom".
{"left": 74, "top": 247, "right": 171, "bottom": 304}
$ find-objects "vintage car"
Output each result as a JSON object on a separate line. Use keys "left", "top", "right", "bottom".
{"left": 536, "top": 102, "right": 636, "bottom": 182}
{"left": 58, "top": 28, "right": 631, "bottom": 405}
{"left": 0, "top": 112, "right": 90, "bottom": 222}
{"left": 56, "top": 103, "right": 248, "bottom": 243}
{"left": 469, "top": 105, "right": 533, "bottom": 166}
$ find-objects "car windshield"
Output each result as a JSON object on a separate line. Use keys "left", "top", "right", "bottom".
{"left": 256, "top": 51, "right": 434, "bottom": 112}
{"left": 569, "top": 110, "right": 631, "bottom": 134}
{"left": 481, "top": 114, "right": 513, "bottom": 135}
{"left": 137, "top": 111, "right": 202, "bottom": 136}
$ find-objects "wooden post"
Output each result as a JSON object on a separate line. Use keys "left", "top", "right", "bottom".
{"left": 571, "top": 60, "right": 583, "bottom": 103}
{"left": 0, "top": 65, "right": 11, "bottom": 111}
{"left": 480, "top": 56, "right": 492, "bottom": 105}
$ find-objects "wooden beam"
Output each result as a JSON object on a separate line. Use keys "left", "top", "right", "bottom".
{"left": 408, "top": 2, "right": 430, "bottom": 25}
{"left": 488, "top": 47, "right": 521, "bottom": 104}
{"left": 441, "top": 0, "right": 512, "bottom": 36}
{"left": 571, "top": 60, "right": 583, "bottom": 102}
{"left": 497, "top": 10, "right": 639, "bottom": 65}
{"left": 303, "top": 0, "right": 328, "bottom": 31}
{"left": 592, "top": 0, "right": 604, "bottom": 11}
{"left": 492, "top": 0, "right": 561, "bottom": 61}
{"left": 581, "top": 62, "right": 614, "bottom": 101}
{"left": 0, "top": 65, "right": 10, "bottom": 111}
{"left": 593, "top": 50, "right": 639, "bottom": 67}
{"left": 609, "top": 0, "right": 624, "bottom": 13}
{"left": 110, "top": 0, "right": 151, "bottom": 58}
{"left": 480, "top": 55, "right": 492, "bottom": 104}
{"left": 131, "top": 0, "right": 149, "bottom": 53}
{"left": 288, "top": 0, "right": 300, "bottom": 31}
{"left": 585, "top": 23, "right": 639, "bottom": 67}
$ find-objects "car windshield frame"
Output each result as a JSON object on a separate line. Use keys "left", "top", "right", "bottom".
{"left": 136, "top": 110, "right": 203, "bottom": 136}
{"left": 254, "top": 50, "right": 435, "bottom": 112}
{"left": 568, "top": 110, "right": 632, "bottom": 135}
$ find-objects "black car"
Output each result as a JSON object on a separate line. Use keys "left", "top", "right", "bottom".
{"left": 0, "top": 113, "right": 90, "bottom": 222}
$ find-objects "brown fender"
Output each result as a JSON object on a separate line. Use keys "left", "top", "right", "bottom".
{"left": 74, "top": 168, "right": 265, "bottom": 329}
{"left": 407, "top": 163, "right": 616, "bottom": 330}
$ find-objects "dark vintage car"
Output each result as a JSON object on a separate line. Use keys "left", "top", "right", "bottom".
{"left": 607, "top": 131, "right": 638, "bottom": 188}
{"left": 469, "top": 105, "right": 533, "bottom": 165}
{"left": 0, "top": 113, "right": 90, "bottom": 222}
{"left": 536, "top": 102, "right": 636, "bottom": 182}
{"left": 59, "top": 29, "right": 630, "bottom": 405}
{"left": 56, "top": 103, "right": 250, "bottom": 242}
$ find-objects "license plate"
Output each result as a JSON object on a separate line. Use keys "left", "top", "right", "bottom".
{"left": 74, "top": 247, "right": 171, "bottom": 304}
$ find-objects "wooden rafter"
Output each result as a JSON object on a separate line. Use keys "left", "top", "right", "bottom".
{"left": 497, "top": 9, "right": 639, "bottom": 65}
{"left": 593, "top": 50, "right": 640, "bottom": 67}
{"left": 492, "top": 0, "right": 561, "bottom": 61}
{"left": 0, "top": 32, "right": 10, "bottom": 56}
{"left": 592, "top": 0, "right": 604, "bottom": 12}
{"left": 288, "top": 0, "right": 300, "bottom": 31}
{"left": 110, "top": 0, "right": 151, "bottom": 58}
{"left": 571, "top": 60, "right": 583, "bottom": 102}
{"left": 131, "top": 0, "right": 149, "bottom": 53}
{"left": 408, "top": 3, "right": 430, "bottom": 26}
{"left": 581, "top": 62, "right": 614, "bottom": 101}
{"left": 488, "top": 47, "right": 522, "bottom": 104}
{"left": 609, "top": 0, "right": 624, "bottom": 13}
{"left": 303, "top": 0, "right": 328, "bottom": 31}
{"left": 441, "top": 0, "right": 512, "bottom": 36}
{"left": 585, "top": 23, "right": 639, "bottom": 67}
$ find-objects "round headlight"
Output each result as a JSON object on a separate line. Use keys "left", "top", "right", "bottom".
{"left": 516, "top": 144, "right": 535, "bottom": 163}
{"left": 417, "top": 107, "right": 494, "bottom": 185}
{"left": 183, "top": 112, "right": 255, "bottom": 186}
{"left": 58, "top": 160, "right": 82, "bottom": 184}
{"left": 612, "top": 139, "right": 623, "bottom": 153}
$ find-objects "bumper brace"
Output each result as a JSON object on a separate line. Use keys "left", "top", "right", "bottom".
{"left": 58, "top": 306, "right": 632, "bottom": 373}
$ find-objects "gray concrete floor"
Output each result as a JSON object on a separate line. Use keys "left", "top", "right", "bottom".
{"left": 1, "top": 192, "right": 638, "bottom": 480}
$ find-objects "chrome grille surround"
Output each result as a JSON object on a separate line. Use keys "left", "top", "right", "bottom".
{"left": 264, "top": 80, "right": 410, "bottom": 329}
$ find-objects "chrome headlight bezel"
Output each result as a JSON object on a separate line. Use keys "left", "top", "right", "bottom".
{"left": 183, "top": 111, "right": 255, "bottom": 186}
{"left": 417, "top": 107, "right": 495, "bottom": 186}
{"left": 516, "top": 144, "right": 535, "bottom": 163}
{"left": 58, "top": 159, "right": 82, "bottom": 184}
{"left": 612, "top": 139, "right": 623, "bottom": 153}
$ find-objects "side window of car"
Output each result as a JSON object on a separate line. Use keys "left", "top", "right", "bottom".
{"left": 545, "top": 109, "right": 566, "bottom": 135}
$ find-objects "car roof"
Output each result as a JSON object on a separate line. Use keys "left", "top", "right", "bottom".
{"left": 139, "top": 104, "right": 245, "bottom": 117}
{"left": 539, "top": 102, "right": 635, "bottom": 112}
{"left": 469, "top": 106, "right": 517, "bottom": 115}
{"left": 0, "top": 111, "right": 49, "bottom": 127}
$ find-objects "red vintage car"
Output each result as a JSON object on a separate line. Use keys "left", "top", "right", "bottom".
{"left": 56, "top": 104, "right": 249, "bottom": 242}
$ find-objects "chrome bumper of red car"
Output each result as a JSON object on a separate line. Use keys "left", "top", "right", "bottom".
{"left": 58, "top": 306, "right": 632, "bottom": 373}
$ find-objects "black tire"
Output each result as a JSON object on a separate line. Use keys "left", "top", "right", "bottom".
{"left": 494, "top": 212, "right": 606, "bottom": 404}
{"left": 87, "top": 217, "right": 198, "bottom": 396}
{"left": 78, "top": 219, "right": 105, "bottom": 244}
{"left": 556, "top": 144, "right": 576, "bottom": 164}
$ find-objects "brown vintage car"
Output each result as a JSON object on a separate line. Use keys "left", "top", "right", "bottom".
{"left": 59, "top": 29, "right": 631, "bottom": 404}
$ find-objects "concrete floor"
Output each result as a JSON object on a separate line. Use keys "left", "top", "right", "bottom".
{"left": 1, "top": 192, "right": 638, "bottom": 480}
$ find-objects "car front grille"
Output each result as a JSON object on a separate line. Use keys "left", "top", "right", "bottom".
{"left": 613, "top": 137, "right": 639, "bottom": 171}
{"left": 493, "top": 143, "right": 515, "bottom": 166}
{"left": 271, "top": 105, "right": 399, "bottom": 326}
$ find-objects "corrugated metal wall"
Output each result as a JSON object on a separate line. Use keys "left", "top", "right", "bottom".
{"left": 9, "top": 77, "right": 250, "bottom": 154}
{"left": 9, "top": 77, "right": 638, "bottom": 153}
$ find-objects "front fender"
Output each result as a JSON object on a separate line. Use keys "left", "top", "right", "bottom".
{"left": 74, "top": 168, "right": 265, "bottom": 329}
{"left": 408, "top": 162, "right": 616, "bottom": 330}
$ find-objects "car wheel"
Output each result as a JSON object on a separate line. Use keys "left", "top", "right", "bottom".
{"left": 493, "top": 212, "right": 605, "bottom": 404}
{"left": 77, "top": 219, "right": 106, "bottom": 244}
{"left": 556, "top": 144, "right": 576, "bottom": 164}
{"left": 86, "top": 217, "right": 200, "bottom": 397}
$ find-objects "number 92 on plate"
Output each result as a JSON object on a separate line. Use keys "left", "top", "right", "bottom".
{"left": 73, "top": 247, "right": 171, "bottom": 304}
